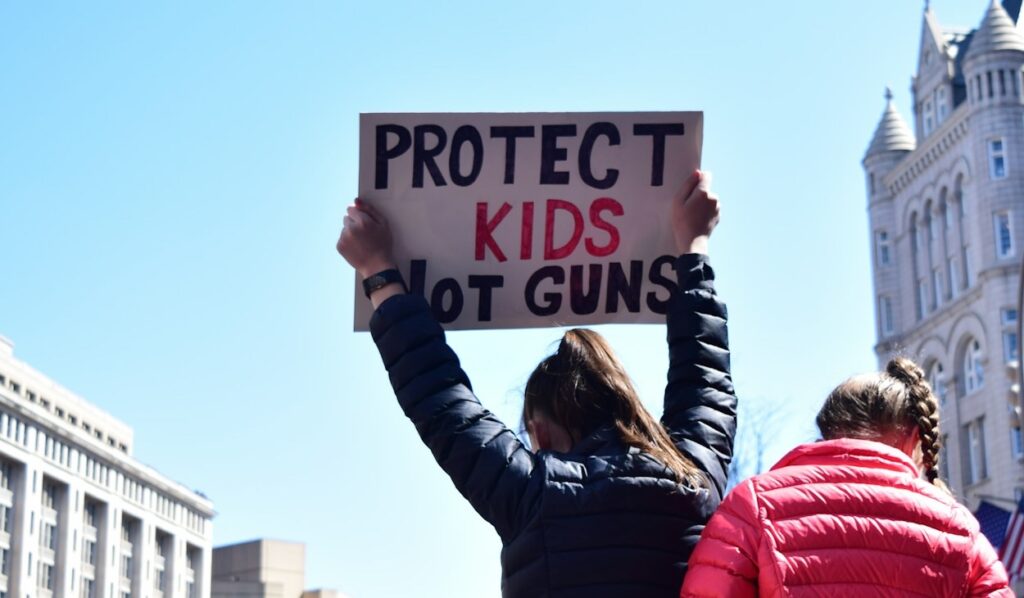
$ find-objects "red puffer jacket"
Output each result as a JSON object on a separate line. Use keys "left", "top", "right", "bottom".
{"left": 680, "top": 438, "right": 1011, "bottom": 597}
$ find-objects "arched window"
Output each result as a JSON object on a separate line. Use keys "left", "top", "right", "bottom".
{"left": 956, "top": 175, "right": 966, "bottom": 217}
{"left": 940, "top": 191, "right": 951, "bottom": 230}
{"left": 910, "top": 212, "right": 923, "bottom": 319}
{"left": 939, "top": 189, "right": 954, "bottom": 301}
{"left": 925, "top": 202, "right": 935, "bottom": 241}
{"left": 928, "top": 361, "right": 948, "bottom": 405}
{"left": 963, "top": 338, "right": 984, "bottom": 394}
{"left": 955, "top": 175, "right": 970, "bottom": 289}
{"left": 910, "top": 212, "right": 920, "bottom": 252}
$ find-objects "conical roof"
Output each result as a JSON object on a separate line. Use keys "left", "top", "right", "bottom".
{"left": 964, "top": 0, "right": 1024, "bottom": 61}
{"left": 865, "top": 89, "right": 916, "bottom": 159}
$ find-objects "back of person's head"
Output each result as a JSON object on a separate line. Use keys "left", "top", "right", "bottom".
{"left": 816, "top": 356, "right": 945, "bottom": 488}
{"left": 523, "top": 328, "right": 701, "bottom": 484}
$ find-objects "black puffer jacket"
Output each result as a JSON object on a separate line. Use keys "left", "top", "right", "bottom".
{"left": 369, "top": 254, "right": 736, "bottom": 598}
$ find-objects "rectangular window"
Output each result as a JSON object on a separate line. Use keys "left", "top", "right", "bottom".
{"left": 965, "top": 418, "right": 988, "bottom": 485}
{"left": 932, "top": 267, "right": 943, "bottom": 308}
{"left": 990, "top": 139, "right": 1007, "bottom": 179}
{"left": 918, "top": 279, "right": 928, "bottom": 318}
{"left": 1012, "top": 426, "right": 1024, "bottom": 459}
{"left": 947, "top": 258, "right": 958, "bottom": 298}
{"left": 83, "top": 502, "right": 96, "bottom": 528}
{"left": 41, "top": 482, "right": 56, "bottom": 509}
{"left": 39, "top": 563, "right": 53, "bottom": 590}
{"left": 965, "top": 249, "right": 973, "bottom": 287}
{"left": 0, "top": 504, "right": 9, "bottom": 533}
{"left": 42, "top": 523, "right": 56, "bottom": 551}
{"left": 1004, "top": 331, "right": 1019, "bottom": 362}
{"left": 939, "top": 433, "right": 950, "bottom": 482}
{"left": 83, "top": 540, "right": 96, "bottom": 566}
{"left": 0, "top": 547, "right": 7, "bottom": 576}
{"left": 82, "top": 579, "right": 95, "bottom": 598}
{"left": 938, "top": 87, "right": 948, "bottom": 119}
{"left": 121, "top": 555, "right": 132, "bottom": 579}
{"left": 880, "top": 296, "right": 894, "bottom": 335}
{"left": 995, "top": 211, "right": 1014, "bottom": 258}
{"left": 876, "top": 231, "right": 891, "bottom": 266}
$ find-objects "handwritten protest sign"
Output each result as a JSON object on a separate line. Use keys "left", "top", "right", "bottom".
{"left": 354, "top": 112, "right": 702, "bottom": 331}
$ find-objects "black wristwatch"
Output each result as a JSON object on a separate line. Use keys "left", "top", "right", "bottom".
{"left": 362, "top": 268, "right": 407, "bottom": 298}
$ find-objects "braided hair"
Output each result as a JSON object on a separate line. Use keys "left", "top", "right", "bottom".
{"left": 816, "top": 356, "right": 945, "bottom": 489}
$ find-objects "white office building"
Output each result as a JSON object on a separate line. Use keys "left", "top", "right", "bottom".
{"left": 0, "top": 336, "right": 213, "bottom": 598}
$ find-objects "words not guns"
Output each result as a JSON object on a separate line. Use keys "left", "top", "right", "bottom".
{"left": 374, "top": 122, "right": 687, "bottom": 190}
{"left": 408, "top": 256, "right": 680, "bottom": 324}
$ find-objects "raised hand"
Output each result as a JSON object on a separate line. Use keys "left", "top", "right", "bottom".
{"left": 672, "top": 170, "right": 720, "bottom": 255}
{"left": 336, "top": 198, "right": 397, "bottom": 279}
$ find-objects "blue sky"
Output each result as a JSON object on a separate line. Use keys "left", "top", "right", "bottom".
{"left": 0, "top": 1, "right": 993, "bottom": 596}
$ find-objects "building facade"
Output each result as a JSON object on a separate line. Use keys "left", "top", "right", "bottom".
{"left": 210, "top": 540, "right": 348, "bottom": 598}
{"left": 864, "top": 0, "right": 1024, "bottom": 510}
{"left": 0, "top": 337, "right": 214, "bottom": 598}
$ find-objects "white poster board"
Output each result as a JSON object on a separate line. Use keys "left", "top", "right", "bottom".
{"left": 354, "top": 111, "right": 703, "bottom": 331}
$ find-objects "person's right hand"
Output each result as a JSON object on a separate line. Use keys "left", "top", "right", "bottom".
{"left": 336, "top": 198, "right": 397, "bottom": 279}
{"left": 672, "top": 170, "right": 720, "bottom": 255}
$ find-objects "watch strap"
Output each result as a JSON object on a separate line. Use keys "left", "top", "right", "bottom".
{"left": 362, "top": 268, "right": 407, "bottom": 298}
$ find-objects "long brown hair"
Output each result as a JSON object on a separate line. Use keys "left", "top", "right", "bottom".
{"left": 523, "top": 328, "right": 702, "bottom": 485}
{"left": 816, "top": 356, "right": 945, "bottom": 488}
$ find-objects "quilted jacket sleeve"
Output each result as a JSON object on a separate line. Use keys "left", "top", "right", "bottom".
{"left": 965, "top": 529, "right": 1012, "bottom": 597}
{"left": 662, "top": 254, "right": 737, "bottom": 501}
{"left": 369, "top": 293, "right": 539, "bottom": 541}
{"left": 679, "top": 479, "right": 760, "bottom": 598}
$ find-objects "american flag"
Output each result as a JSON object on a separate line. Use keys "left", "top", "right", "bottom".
{"left": 1001, "top": 496, "right": 1024, "bottom": 579}
{"left": 975, "top": 500, "right": 1011, "bottom": 550}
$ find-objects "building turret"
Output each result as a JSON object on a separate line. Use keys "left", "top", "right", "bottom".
{"left": 961, "top": 0, "right": 1024, "bottom": 288}
{"left": 966, "top": 0, "right": 1024, "bottom": 60}
{"left": 864, "top": 88, "right": 916, "bottom": 196}
{"left": 962, "top": 0, "right": 1024, "bottom": 111}
{"left": 864, "top": 90, "right": 915, "bottom": 344}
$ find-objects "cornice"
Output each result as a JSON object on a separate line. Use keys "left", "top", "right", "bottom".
{"left": 885, "top": 108, "right": 969, "bottom": 196}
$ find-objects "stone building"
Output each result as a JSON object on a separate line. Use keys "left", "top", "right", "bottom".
{"left": 0, "top": 336, "right": 214, "bottom": 598}
{"left": 864, "top": 0, "right": 1024, "bottom": 510}
{"left": 211, "top": 540, "right": 348, "bottom": 598}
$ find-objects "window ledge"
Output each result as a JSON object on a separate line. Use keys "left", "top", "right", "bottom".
{"left": 961, "top": 387, "right": 984, "bottom": 399}
{"left": 964, "top": 477, "right": 991, "bottom": 490}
